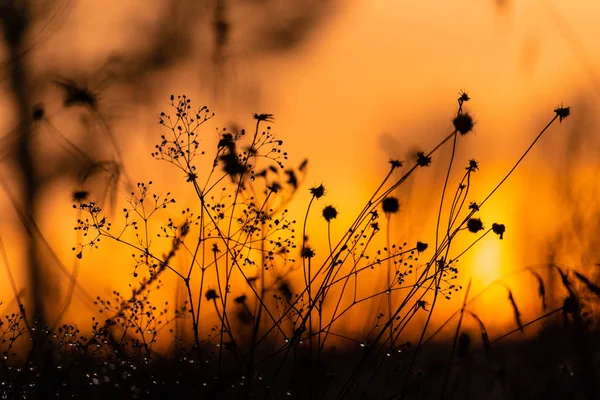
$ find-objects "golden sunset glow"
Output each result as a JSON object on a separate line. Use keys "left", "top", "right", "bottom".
{"left": 1, "top": 1, "right": 600, "bottom": 397}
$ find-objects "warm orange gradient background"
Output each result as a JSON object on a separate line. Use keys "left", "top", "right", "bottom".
{"left": 1, "top": 0, "right": 600, "bottom": 349}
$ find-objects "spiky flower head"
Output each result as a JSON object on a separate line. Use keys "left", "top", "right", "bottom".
{"left": 389, "top": 159, "right": 403, "bottom": 169}
{"left": 453, "top": 113, "right": 474, "bottom": 135}
{"left": 309, "top": 184, "right": 326, "bottom": 199}
{"left": 458, "top": 90, "right": 470, "bottom": 104}
{"left": 322, "top": 205, "right": 338, "bottom": 222}
{"left": 466, "top": 159, "right": 479, "bottom": 172}
{"left": 253, "top": 113, "right": 274, "bottom": 122}
{"left": 416, "top": 152, "right": 431, "bottom": 167}
{"left": 301, "top": 246, "right": 316, "bottom": 259}
{"left": 554, "top": 105, "right": 570, "bottom": 123}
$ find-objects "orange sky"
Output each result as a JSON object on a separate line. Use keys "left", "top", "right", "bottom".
{"left": 1, "top": 0, "right": 600, "bottom": 347}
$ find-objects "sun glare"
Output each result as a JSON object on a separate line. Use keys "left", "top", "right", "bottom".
{"left": 471, "top": 238, "right": 503, "bottom": 287}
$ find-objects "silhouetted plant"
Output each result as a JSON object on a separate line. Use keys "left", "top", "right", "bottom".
{"left": 3, "top": 91, "right": 600, "bottom": 400}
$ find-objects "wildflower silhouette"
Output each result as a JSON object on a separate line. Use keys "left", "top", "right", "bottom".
{"left": 322, "top": 205, "right": 338, "bottom": 222}
{"left": 382, "top": 196, "right": 400, "bottom": 214}
{"left": 458, "top": 90, "right": 470, "bottom": 104}
{"left": 416, "top": 241, "right": 428, "bottom": 253}
{"left": 466, "top": 159, "right": 479, "bottom": 172}
{"left": 417, "top": 300, "right": 429, "bottom": 311}
{"left": 554, "top": 105, "right": 570, "bottom": 123}
{"left": 453, "top": 112, "right": 474, "bottom": 135}
{"left": 467, "top": 217, "right": 484, "bottom": 233}
{"left": 205, "top": 289, "right": 219, "bottom": 301}
{"left": 301, "top": 245, "right": 316, "bottom": 259}
{"left": 492, "top": 223, "right": 506, "bottom": 239}
{"left": 389, "top": 159, "right": 403, "bottom": 169}
{"left": 416, "top": 151, "right": 432, "bottom": 167}
{"left": 30, "top": 92, "right": 582, "bottom": 399}
{"left": 309, "top": 184, "right": 325, "bottom": 199}
{"left": 253, "top": 113, "right": 274, "bottom": 122}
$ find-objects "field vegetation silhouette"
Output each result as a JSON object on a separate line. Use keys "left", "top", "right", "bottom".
{"left": 0, "top": 90, "right": 598, "bottom": 400}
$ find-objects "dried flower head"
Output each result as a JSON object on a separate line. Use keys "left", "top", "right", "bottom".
{"left": 205, "top": 289, "right": 219, "bottom": 301}
{"left": 253, "top": 113, "right": 274, "bottom": 122}
{"left": 458, "top": 90, "right": 470, "bottom": 104}
{"left": 416, "top": 300, "right": 429, "bottom": 311}
{"left": 466, "top": 159, "right": 479, "bottom": 172}
{"left": 382, "top": 197, "right": 400, "bottom": 214}
{"left": 416, "top": 152, "right": 432, "bottom": 167}
{"left": 492, "top": 223, "right": 505, "bottom": 239}
{"left": 309, "top": 184, "right": 326, "bottom": 199}
{"left": 453, "top": 113, "right": 474, "bottom": 135}
{"left": 554, "top": 105, "right": 570, "bottom": 123}
{"left": 389, "top": 159, "right": 403, "bottom": 169}
{"left": 468, "top": 202, "right": 480, "bottom": 212}
{"left": 301, "top": 246, "right": 316, "bottom": 259}
{"left": 467, "top": 218, "right": 484, "bottom": 233}
{"left": 322, "top": 205, "right": 338, "bottom": 222}
{"left": 416, "top": 241, "right": 428, "bottom": 253}
{"left": 186, "top": 172, "right": 198, "bottom": 182}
